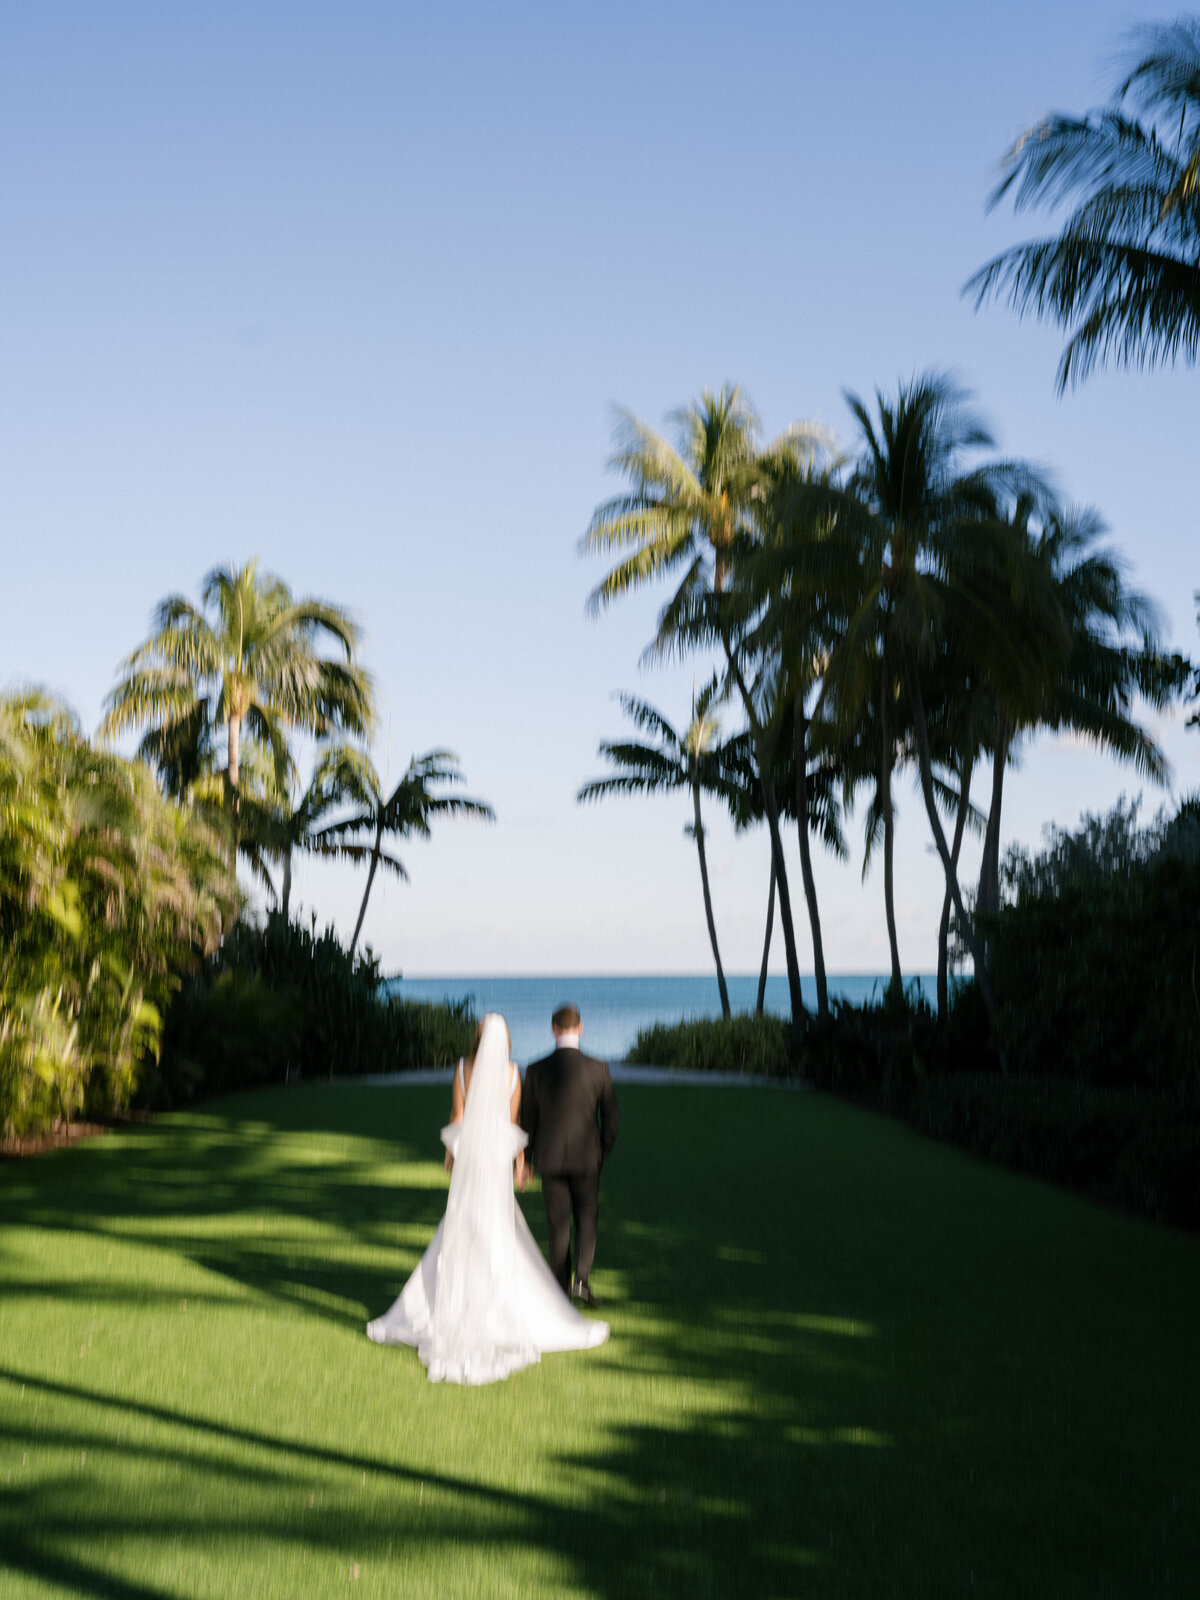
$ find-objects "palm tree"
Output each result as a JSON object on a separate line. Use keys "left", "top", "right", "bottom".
{"left": 802, "top": 377, "right": 987, "bottom": 992}
{"left": 785, "top": 375, "right": 1050, "bottom": 1021}
{"left": 100, "top": 560, "right": 374, "bottom": 853}
{"left": 734, "top": 477, "right": 853, "bottom": 1023}
{"left": 244, "top": 743, "right": 367, "bottom": 920}
{"left": 583, "top": 386, "right": 828, "bottom": 1024}
{"left": 974, "top": 502, "right": 1173, "bottom": 934}
{"left": 967, "top": 17, "right": 1200, "bottom": 389}
{"left": 720, "top": 771, "right": 777, "bottom": 1016}
{"left": 914, "top": 646, "right": 988, "bottom": 1019}
{"left": 314, "top": 749, "right": 494, "bottom": 954}
{"left": 577, "top": 684, "right": 755, "bottom": 1018}
{"left": 584, "top": 386, "right": 825, "bottom": 615}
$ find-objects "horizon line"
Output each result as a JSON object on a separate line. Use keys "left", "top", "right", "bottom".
{"left": 388, "top": 970, "right": 939, "bottom": 981}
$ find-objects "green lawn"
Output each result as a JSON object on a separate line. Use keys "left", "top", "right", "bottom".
{"left": 1, "top": 1083, "right": 1197, "bottom": 1599}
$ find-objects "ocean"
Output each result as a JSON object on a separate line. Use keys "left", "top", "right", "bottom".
{"left": 386, "top": 974, "right": 932, "bottom": 1066}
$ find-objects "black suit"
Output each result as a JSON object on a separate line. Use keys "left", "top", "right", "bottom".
{"left": 521, "top": 1045, "right": 619, "bottom": 1293}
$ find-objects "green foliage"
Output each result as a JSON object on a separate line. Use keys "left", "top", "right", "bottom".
{"left": 148, "top": 912, "right": 475, "bottom": 1105}
{"left": 143, "top": 970, "right": 303, "bottom": 1103}
{"left": 969, "top": 17, "right": 1200, "bottom": 388}
{"left": 988, "top": 796, "right": 1200, "bottom": 1096}
{"left": 384, "top": 994, "right": 480, "bottom": 1070}
{"left": 625, "top": 1011, "right": 792, "bottom": 1077}
{"left": 0, "top": 692, "right": 238, "bottom": 1136}
{"left": 579, "top": 684, "right": 757, "bottom": 1018}
{"left": 582, "top": 384, "right": 827, "bottom": 620}
{"left": 98, "top": 558, "right": 374, "bottom": 860}
{"left": 895, "top": 1074, "right": 1200, "bottom": 1231}
{"left": 620, "top": 969, "right": 1197, "bottom": 1229}
{"left": 312, "top": 747, "right": 494, "bottom": 953}
{"left": 800, "top": 984, "right": 946, "bottom": 1094}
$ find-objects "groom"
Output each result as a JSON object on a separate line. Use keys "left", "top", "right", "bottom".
{"left": 520, "top": 1004, "right": 619, "bottom": 1307}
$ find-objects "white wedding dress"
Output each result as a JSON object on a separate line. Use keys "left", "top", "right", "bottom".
{"left": 366, "top": 1013, "right": 609, "bottom": 1385}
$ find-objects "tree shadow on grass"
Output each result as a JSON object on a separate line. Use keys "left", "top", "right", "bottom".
{"left": 0, "top": 1085, "right": 903, "bottom": 1597}
{"left": 0, "top": 1349, "right": 881, "bottom": 1600}
{"left": 0, "top": 1087, "right": 455, "bottom": 1332}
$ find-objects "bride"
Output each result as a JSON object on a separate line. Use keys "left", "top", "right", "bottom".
{"left": 366, "top": 1012, "right": 609, "bottom": 1384}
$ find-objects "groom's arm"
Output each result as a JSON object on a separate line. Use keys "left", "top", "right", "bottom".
{"left": 519, "top": 1065, "right": 538, "bottom": 1168}
{"left": 598, "top": 1064, "right": 619, "bottom": 1161}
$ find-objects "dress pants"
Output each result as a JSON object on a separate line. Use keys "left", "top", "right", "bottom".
{"left": 541, "top": 1169, "right": 599, "bottom": 1292}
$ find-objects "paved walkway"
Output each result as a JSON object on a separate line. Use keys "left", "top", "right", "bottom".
{"left": 354, "top": 1064, "right": 803, "bottom": 1089}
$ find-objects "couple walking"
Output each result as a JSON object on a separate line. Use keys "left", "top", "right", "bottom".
{"left": 366, "top": 1006, "right": 620, "bottom": 1386}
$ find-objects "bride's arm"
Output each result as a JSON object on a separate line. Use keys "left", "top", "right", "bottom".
{"left": 444, "top": 1060, "right": 467, "bottom": 1172}
{"left": 510, "top": 1068, "right": 527, "bottom": 1187}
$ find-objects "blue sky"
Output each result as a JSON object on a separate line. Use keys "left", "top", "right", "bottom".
{"left": 1, "top": 1, "right": 1195, "bottom": 976}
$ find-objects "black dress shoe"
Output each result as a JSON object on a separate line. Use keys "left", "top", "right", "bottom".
{"left": 572, "top": 1279, "right": 600, "bottom": 1309}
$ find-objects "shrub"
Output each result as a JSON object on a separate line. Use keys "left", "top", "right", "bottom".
{"left": 619, "top": 981, "right": 1198, "bottom": 1230}
{"left": 0, "top": 692, "right": 237, "bottom": 1136}
{"left": 986, "top": 796, "right": 1200, "bottom": 1099}
{"left": 385, "top": 996, "right": 479, "bottom": 1069}
{"left": 626, "top": 1012, "right": 792, "bottom": 1077}
{"left": 145, "top": 970, "right": 302, "bottom": 1103}
{"left": 892, "top": 1073, "right": 1200, "bottom": 1231}
{"left": 148, "top": 912, "right": 475, "bottom": 1106}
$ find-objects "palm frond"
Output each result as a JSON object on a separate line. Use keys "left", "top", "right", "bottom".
{"left": 968, "top": 25, "right": 1200, "bottom": 388}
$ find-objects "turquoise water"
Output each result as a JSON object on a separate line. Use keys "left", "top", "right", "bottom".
{"left": 386, "top": 974, "right": 932, "bottom": 1066}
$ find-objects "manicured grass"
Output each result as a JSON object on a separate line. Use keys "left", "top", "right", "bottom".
{"left": 1, "top": 1083, "right": 1197, "bottom": 1599}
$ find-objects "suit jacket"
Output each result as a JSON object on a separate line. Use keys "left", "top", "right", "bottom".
{"left": 520, "top": 1046, "right": 619, "bottom": 1178}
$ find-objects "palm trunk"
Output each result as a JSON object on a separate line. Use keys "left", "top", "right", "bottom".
{"left": 794, "top": 697, "right": 829, "bottom": 1024}
{"left": 903, "top": 647, "right": 999, "bottom": 1030}
{"left": 350, "top": 817, "right": 384, "bottom": 955}
{"left": 226, "top": 712, "right": 242, "bottom": 857}
{"left": 721, "top": 634, "right": 806, "bottom": 1026}
{"left": 977, "top": 715, "right": 1009, "bottom": 917}
{"left": 281, "top": 844, "right": 293, "bottom": 921}
{"left": 879, "top": 650, "right": 902, "bottom": 994}
{"left": 759, "top": 762, "right": 805, "bottom": 1028}
{"left": 227, "top": 713, "right": 241, "bottom": 789}
{"left": 756, "top": 854, "right": 776, "bottom": 1015}
{"left": 937, "top": 753, "right": 974, "bottom": 1021}
{"left": 692, "top": 771, "right": 730, "bottom": 1018}
{"left": 976, "top": 711, "right": 1011, "bottom": 988}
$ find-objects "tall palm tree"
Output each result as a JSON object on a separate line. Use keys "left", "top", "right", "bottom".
{"left": 734, "top": 476, "right": 852, "bottom": 1023}
{"left": 967, "top": 17, "right": 1200, "bottom": 389}
{"left": 583, "top": 386, "right": 828, "bottom": 1024}
{"left": 578, "top": 684, "right": 755, "bottom": 1018}
{"left": 807, "top": 378, "right": 990, "bottom": 991}
{"left": 974, "top": 502, "right": 1173, "bottom": 933}
{"left": 244, "top": 742, "right": 367, "bottom": 920}
{"left": 100, "top": 560, "right": 374, "bottom": 853}
{"left": 786, "top": 375, "right": 1049, "bottom": 1020}
{"left": 314, "top": 750, "right": 494, "bottom": 955}
{"left": 912, "top": 643, "right": 989, "bottom": 1020}
{"left": 718, "top": 766, "right": 777, "bottom": 1016}
{"left": 584, "top": 386, "right": 825, "bottom": 614}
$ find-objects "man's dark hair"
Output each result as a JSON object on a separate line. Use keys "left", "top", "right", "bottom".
{"left": 552, "top": 1004, "right": 581, "bottom": 1031}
